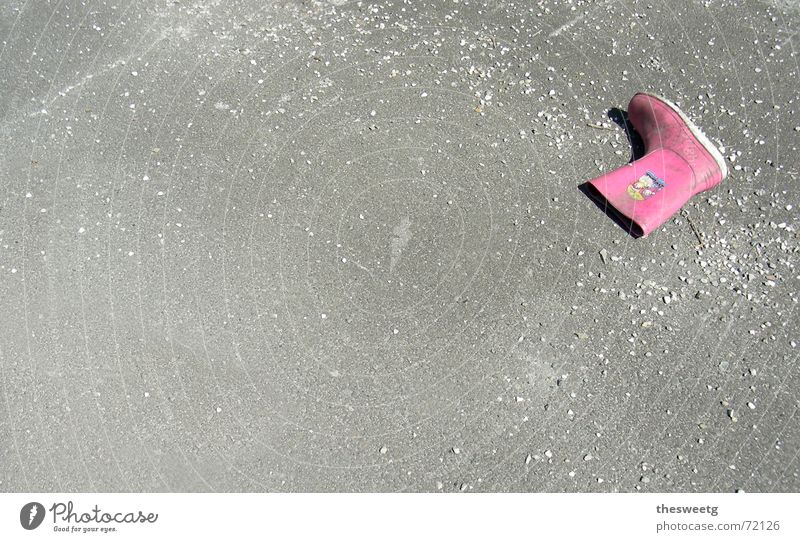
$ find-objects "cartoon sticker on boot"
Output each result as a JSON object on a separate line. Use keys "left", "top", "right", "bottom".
{"left": 627, "top": 170, "right": 666, "bottom": 201}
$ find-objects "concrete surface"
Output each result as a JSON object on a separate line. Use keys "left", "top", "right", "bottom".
{"left": 0, "top": 0, "right": 798, "bottom": 492}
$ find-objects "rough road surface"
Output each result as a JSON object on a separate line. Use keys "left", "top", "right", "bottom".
{"left": 0, "top": 0, "right": 798, "bottom": 492}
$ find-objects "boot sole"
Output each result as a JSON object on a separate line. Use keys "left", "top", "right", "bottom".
{"left": 636, "top": 92, "right": 729, "bottom": 180}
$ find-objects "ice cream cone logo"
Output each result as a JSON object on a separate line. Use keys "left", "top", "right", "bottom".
{"left": 627, "top": 170, "right": 666, "bottom": 201}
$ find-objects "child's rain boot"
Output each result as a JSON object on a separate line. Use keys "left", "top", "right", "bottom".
{"left": 585, "top": 92, "right": 727, "bottom": 237}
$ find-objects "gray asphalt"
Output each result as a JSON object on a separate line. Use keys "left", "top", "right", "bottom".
{"left": 0, "top": 0, "right": 798, "bottom": 492}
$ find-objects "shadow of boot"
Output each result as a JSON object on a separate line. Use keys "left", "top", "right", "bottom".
{"left": 577, "top": 107, "right": 644, "bottom": 238}
{"left": 607, "top": 107, "right": 645, "bottom": 162}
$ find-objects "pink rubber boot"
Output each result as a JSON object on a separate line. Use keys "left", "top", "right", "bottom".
{"left": 585, "top": 92, "right": 727, "bottom": 237}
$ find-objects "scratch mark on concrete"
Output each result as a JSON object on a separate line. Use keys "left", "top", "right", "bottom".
{"left": 389, "top": 216, "right": 412, "bottom": 275}
{"left": 30, "top": 35, "right": 168, "bottom": 117}
{"left": 548, "top": 0, "right": 613, "bottom": 38}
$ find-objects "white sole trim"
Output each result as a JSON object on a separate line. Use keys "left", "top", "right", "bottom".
{"left": 638, "top": 92, "right": 728, "bottom": 180}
